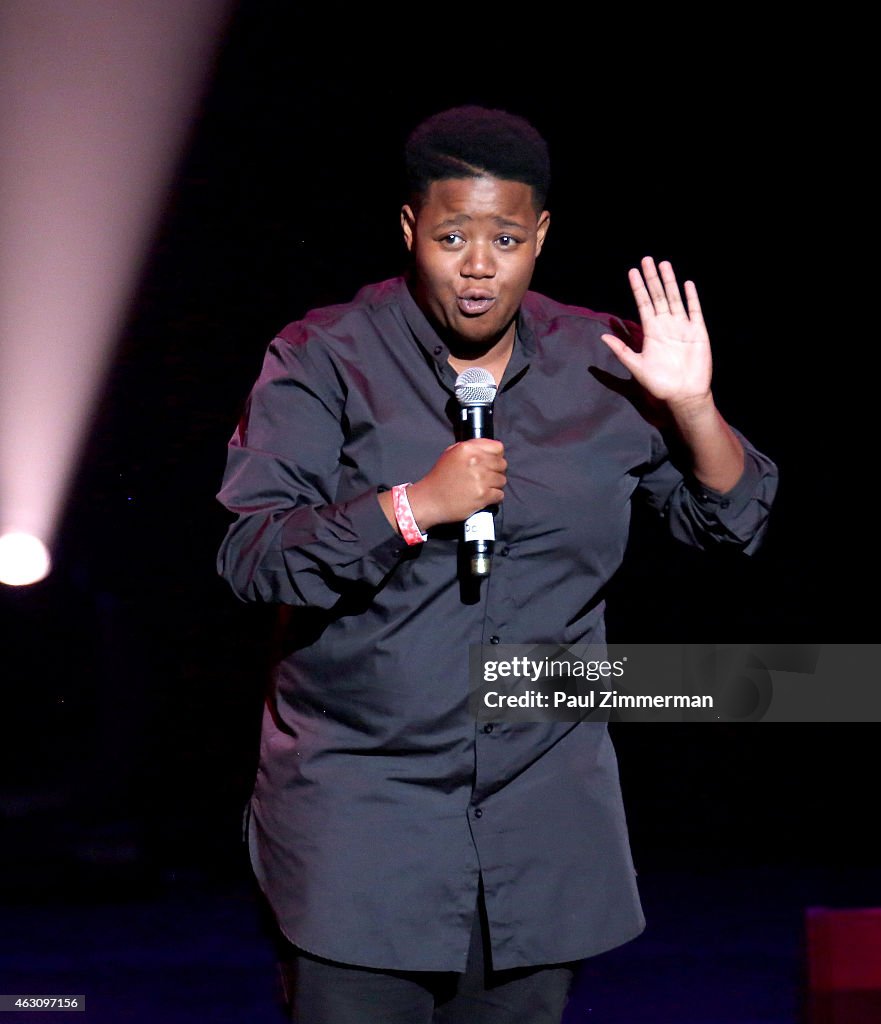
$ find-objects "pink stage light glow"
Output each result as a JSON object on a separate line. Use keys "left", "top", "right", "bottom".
{"left": 0, "top": 0, "right": 233, "bottom": 584}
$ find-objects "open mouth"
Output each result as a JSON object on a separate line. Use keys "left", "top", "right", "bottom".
{"left": 457, "top": 294, "right": 496, "bottom": 316}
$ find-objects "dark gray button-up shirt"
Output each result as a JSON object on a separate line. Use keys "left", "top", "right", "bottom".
{"left": 216, "top": 276, "right": 778, "bottom": 971}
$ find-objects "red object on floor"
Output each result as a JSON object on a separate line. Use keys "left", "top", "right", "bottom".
{"left": 804, "top": 907, "right": 881, "bottom": 1024}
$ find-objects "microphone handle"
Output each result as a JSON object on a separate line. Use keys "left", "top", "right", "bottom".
{"left": 461, "top": 404, "right": 494, "bottom": 576}
{"left": 460, "top": 404, "right": 493, "bottom": 441}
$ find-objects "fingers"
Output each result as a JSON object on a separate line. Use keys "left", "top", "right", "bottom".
{"left": 631, "top": 257, "right": 690, "bottom": 319}
{"left": 683, "top": 278, "right": 705, "bottom": 327}
{"left": 463, "top": 439, "right": 507, "bottom": 503}
{"left": 410, "top": 439, "right": 507, "bottom": 528}
{"left": 463, "top": 438, "right": 505, "bottom": 456}
{"left": 657, "top": 259, "right": 685, "bottom": 315}
{"left": 627, "top": 266, "right": 655, "bottom": 318}
{"left": 640, "top": 257, "right": 668, "bottom": 313}
{"left": 600, "top": 332, "right": 637, "bottom": 372}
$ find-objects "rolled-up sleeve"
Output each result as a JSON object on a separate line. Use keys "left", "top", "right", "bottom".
{"left": 216, "top": 329, "right": 403, "bottom": 605}
{"left": 638, "top": 430, "right": 779, "bottom": 556}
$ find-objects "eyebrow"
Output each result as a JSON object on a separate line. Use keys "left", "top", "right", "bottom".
{"left": 433, "top": 214, "right": 530, "bottom": 230}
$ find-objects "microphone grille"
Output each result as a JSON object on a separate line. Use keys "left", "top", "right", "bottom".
{"left": 454, "top": 367, "right": 497, "bottom": 406}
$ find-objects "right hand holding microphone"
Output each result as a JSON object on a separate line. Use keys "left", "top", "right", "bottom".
{"left": 407, "top": 439, "right": 507, "bottom": 532}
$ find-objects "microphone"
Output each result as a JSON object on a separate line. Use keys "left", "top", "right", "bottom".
{"left": 454, "top": 367, "right": 498, "bottom": 577}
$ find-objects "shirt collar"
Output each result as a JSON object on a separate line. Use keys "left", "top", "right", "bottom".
{"left": 397, "top": 276, "right": 534, "bottom": 391}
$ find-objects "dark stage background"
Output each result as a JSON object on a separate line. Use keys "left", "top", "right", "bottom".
{"left": 1, "top": 5, "right": 869, "bottom": 909}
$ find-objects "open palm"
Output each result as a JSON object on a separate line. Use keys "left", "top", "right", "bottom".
{"left": 602, "top": 257, "right": 713, "bottom": 407}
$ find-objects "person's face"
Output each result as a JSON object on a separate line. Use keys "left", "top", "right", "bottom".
{"left": 401, "top": 176, "right": 550, "bottom": 352}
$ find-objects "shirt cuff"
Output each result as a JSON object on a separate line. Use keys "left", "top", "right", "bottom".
{"left": 332, "top": 486, "right": 412, "bottom": 577}
{"left": 685, "top": 447, "right": 765, "bottom": 515}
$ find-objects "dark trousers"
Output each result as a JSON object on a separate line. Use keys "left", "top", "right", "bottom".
{"left": 276, "top": 896, "right": 578, "bottom": 1023}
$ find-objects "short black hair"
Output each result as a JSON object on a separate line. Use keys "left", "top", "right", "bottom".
{"left": 404, "top": 105, "right": 551, "bottom": 211}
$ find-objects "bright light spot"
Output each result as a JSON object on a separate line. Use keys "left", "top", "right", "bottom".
{"left": 0, "top": 0, "right": 233, "bottom": 583}
{"left": 0, "top": 531, "right": 52, "bottom": 586}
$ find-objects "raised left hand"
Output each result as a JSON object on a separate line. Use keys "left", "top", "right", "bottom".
{"left": 601, "top": 256, "right": 713, "bottom": 409}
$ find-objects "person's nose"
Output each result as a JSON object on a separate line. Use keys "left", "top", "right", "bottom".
{"left": 460, "top": 240, "right": 495, "bottom": 279}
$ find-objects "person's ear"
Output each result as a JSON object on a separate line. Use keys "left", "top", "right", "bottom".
{"left": 400, "top": 205, "right": 416, "bottom": 252}
{"left": 535, "top": 210, "right": 550, "bottom": 257}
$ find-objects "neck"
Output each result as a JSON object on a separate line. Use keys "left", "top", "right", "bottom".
{"left": 447, "top": 322, "right": 516, "bottom": 385}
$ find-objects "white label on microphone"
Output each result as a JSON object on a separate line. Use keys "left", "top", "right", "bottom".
{"left": 464, "top": 510, "right": 495, "bottom": 542}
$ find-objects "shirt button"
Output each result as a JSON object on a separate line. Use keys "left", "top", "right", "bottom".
{"left": 474, "top": 808, "right": 483, "bottom": 818}
{"left": 483, "top": 724, "right": 494, "bottom": 734}
{"left": 489, "top": 636, "right": 500, "bottom": 644}
{"left": 500, "top": 546, "right": 510, "bottom": 557}
{"left": 433, "top": 345, "right": 443, "bottom": 356}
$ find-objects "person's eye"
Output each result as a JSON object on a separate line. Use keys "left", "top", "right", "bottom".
{"left": 497, "top": 235, "right": 520, "bottom": 248}
{"left": 439, "top": 233, "right": 464, "bottom": 248}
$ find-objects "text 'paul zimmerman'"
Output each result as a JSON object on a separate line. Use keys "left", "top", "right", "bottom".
{"left": 481, "top": 657, "right": 715, "bottom": 709}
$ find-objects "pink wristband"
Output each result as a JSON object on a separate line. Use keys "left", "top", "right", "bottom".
{"left": 392, "top": 483, "right": 428, "bottom": 545}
